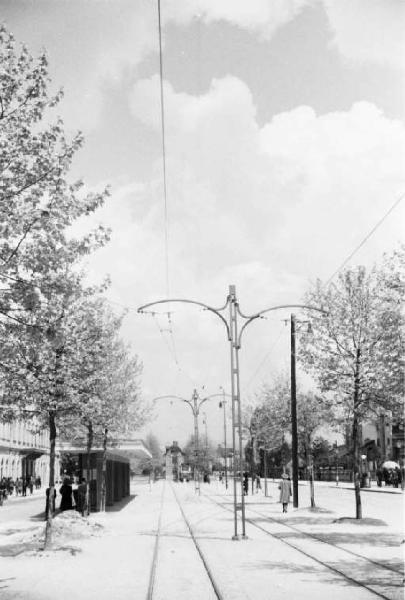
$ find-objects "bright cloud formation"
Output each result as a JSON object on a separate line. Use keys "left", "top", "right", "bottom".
{"left": 166, "top": 0, "right": 404, "bottom": 70}
{"left": 165, "top": 0, "right": 312, "bottom": 38}
{"left": 123, "top": 75, "right": 405, "bottom": 302}
{"left": 323, "top": 0, "right": 405, "bottom": 71}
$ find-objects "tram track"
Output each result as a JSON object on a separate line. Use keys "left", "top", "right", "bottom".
{"left": 203, "top": 491, "right": 404, "bottom": 600}
{"left": 170, "top": 483, "right": 224, "bottom": 600}
{"left": 146, "top": 482, "right": 223, "bottom": 600}
{"left": 146, "top": 480, "right": 166, "bottom": 600}
{"left": 244, "top": 502, "right": 404, "bottom": 576}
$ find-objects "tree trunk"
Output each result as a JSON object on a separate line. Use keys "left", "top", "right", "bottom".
{"left": 309, "top": 458, "right": 315, "bottom": 508}
{"left": 100, "top": 427, "right": 108, "bottom": 512}
{"left": 44, "top": 411, "right": 57, "bottom": 549}
{"left": 86, "top": 421, "right": 93, "bottom": 516}
{"left": 353, "top": 348, "right": 362, "bottom": 519}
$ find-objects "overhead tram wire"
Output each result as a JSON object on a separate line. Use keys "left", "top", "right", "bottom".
{"left": 326, "top": 190, "right": 404, "bottom": 285}
{"left": 105, "top": 298, "right": 197, "bottom": 384}
{"left": 244, "top": 327, "right": 285, "bottom": 392}
{"left": 150, "top": 1, "right": 196, "bottom": 387}
{"left": 152, "top": 312, "right": 180, "bottom": 369}
{"left": 157, "top": 0, "right": 170, "bottom": 299}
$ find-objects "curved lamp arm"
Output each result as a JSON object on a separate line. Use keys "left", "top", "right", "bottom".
{"left": 237, "top": 304, "right": 328, "bottom": 348}
{"left": 153, "top": 394, "right": 195, "bottom": 416}
{"left": 138, "top": 298, "right": 231, "bottom": 340}
{"left": 197, "top": 391, "right": 233, "bottom": 412}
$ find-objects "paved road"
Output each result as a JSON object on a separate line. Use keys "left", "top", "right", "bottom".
{"left": 0, "top": 478, "right": 403, "bottom": 600}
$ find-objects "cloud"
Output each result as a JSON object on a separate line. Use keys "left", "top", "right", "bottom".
{"left": 322, "top": 0, "right": 405, "bottom": 71}
{"left": 126, "top": 75, "right": 405, "bottom": 298}
{"left": 164, "top": 0, "right": 312, "bottom": 38}
{"left": 3, "top": 0, "right": 157, "bottom": 130}
{"left": 165, "top": 0, "right": 404, "bottom": 71}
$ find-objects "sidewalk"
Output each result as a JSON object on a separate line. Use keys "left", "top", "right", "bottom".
{"left": 296, "top": 479, "right": 404, "bottom": 494}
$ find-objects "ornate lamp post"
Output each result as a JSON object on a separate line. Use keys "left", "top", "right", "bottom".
{"left": 139, "top": 286, "right": 326, "bottom": 538}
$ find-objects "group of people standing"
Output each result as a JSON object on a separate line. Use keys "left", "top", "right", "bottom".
{"left": 46, "top": 477, "right": 88, "bottom": 517}
{"left": 0, "top": 476, "right": 41, "bottom": 504}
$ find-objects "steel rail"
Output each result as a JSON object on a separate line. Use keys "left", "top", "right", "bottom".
{"left": 203, "top": 492, "right": 402, "bottom": 600}
{"left": 243, "top": 502, "right": 404, "bottom": 577}
{"left": 170, "top": 483, "right": 224, "bottom": 600}
{"left": 146, "top": 480, "right": 166, "bottom": 600}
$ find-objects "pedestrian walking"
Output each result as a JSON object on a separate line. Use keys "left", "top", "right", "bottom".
{"left": 28, "top": 477, "right": 34, "bottom": 495}
{"left": 255, "top": 474, "right": 261, "bottom": 493}
{"left": 278, "top": 473, "right": 292, "bottom": 513}
{"left": 22, "top": 478, "right": 27, "bottom": 496}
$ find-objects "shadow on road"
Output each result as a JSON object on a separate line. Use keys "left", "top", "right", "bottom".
{"left": 106, "top": 494, "right": 137, "bottom": 512}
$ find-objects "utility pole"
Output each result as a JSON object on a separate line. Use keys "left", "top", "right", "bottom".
{"left": 139, "top": 287, "right": 326, "bottom": 539}
{"left": 290, "top": 314, "right": 299, "bottom": 509}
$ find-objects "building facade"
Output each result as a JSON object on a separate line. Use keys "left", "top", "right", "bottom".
{"left": 0, "top": 419, "right": 59, "bottom": 484}
{"left": 164, "top": 441, "right": 184, "bottom": 481}
{"left": 360, "top": 408, "right": 405, "bottom": 468}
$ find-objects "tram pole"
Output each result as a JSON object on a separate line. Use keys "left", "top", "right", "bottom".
{"left": 139, "top": 289, "right": 327, "bottom": 540}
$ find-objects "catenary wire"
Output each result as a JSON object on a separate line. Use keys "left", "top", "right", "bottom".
{"left": 326, "top": 190, "right": 404, "bottom": 285}
{"left": 157, "top": 0, "right": 170, "bottom": 298}
{"left": 244, "top": 327, "right": 285, "bottom": 391}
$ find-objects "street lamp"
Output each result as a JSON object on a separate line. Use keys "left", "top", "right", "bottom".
{"left": 139, "top": 286, "right": 326, "bottom": 539}
{"left": 290, "top": 313, "right": 325, "bottom": 509}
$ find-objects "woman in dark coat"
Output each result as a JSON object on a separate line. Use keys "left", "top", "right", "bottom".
{"left": 59, "top": 479, "right": 73, "bottom": 511}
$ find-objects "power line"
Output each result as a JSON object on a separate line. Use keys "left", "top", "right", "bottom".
{"left": 326, "top": 191, "right": 404, "bottom": 285}
{"left": 152, "top": 313, "right": 179, "bottom": 368}
{"left": 157, "top": 0, "right": 170, "bottom": 298}
{"left": 244, "top": 327, "right": 284, "bottom": 391}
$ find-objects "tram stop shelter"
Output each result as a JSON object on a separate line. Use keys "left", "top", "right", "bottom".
{"left": 59, "top": 439, "right": 152, "bottom": 511}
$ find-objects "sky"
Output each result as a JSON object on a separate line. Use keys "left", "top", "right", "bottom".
{"left": 2, "top": 0, "right": 404, "bottom": 447}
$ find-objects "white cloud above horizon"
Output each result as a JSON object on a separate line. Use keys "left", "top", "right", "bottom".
{"left": 77, "top": 73, "right": 405, "bottom": 324}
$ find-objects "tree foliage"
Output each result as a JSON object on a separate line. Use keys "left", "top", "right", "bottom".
{"left": 0, "top": 25, "right": 147, "bottom": 540}
{"left": 298, "top": 250, "right": 404, "bottom": 517}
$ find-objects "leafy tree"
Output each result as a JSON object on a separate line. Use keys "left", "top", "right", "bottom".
{"left": 311, "top": 437, "right": 332, "bottom": 466}
{"left": 182, "top": 433, "right": 217, "bottom": 472}
{"left": 299, "top": 251, "right": 404, "bottom": 518}
{"left": 297, "top": 392, "right": 335, "bottom": 469}
{"left": 250, "top": 377, "right": 291, "bottom": 456}
{"left": 0, "top": 25, "right": 110, "bottom": 545}
{"left": 58, "top": 297, "right": 146, "bottom": 512}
